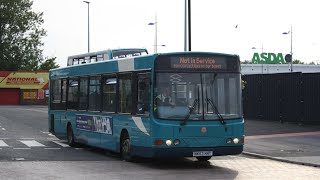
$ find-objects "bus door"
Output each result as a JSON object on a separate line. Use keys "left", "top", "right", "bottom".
{"left": 132, "top": 72, "right": 152, "bottom": 143}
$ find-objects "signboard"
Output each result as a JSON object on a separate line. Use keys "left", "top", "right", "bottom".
{"left": 76, "top": 115, "right": 113, "bottom": 135}
{"left": 251, "top": 53, "right": 286, "bottom": 64}
{"left": 0, "top": 71, "right": 49, "bottom": 90}
{"left": 155, "top": 54, "right": 239, "bottom": 72}
{"left": 170, "top": 56, "right": 226, "bottom": 70}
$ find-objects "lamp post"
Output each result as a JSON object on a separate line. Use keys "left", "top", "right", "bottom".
{"left": 83, "top": 1, "right": 90, "bottom": 52}
{"left": 148, "top": 14, "right": 158, "bottom": 53}
{"left": 252, "top": 44, "right": 264, "bottom": 53}
{"left": 282, "top": 25, "right": 293, "bottom": 72}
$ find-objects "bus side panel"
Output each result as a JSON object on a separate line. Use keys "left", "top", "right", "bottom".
{"left": 100, "top": 115, "right": 118, "bottom": 152}
{"left": 68, "top": 112, "right": 101, "bottom": 147}
{"left": 50, "top": 111, "right": 67, "bottom": 139}
{"left": 130, "top": 116, "right": 152, "bottom": 149}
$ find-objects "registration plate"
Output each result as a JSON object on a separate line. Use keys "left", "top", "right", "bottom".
{"left": 193, "top": 151, "right": 213, "bottom": 157}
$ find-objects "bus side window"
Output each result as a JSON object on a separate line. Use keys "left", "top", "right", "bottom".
{"left": 67, "top": 79, "right": 79, "bottom": 110}
{"left": 118, "top": 73, "right": 132, "bottom": 113}
{"left": 136, "top": 73, "right": 151, "bottom": 115}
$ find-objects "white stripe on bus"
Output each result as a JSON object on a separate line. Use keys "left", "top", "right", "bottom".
{"left": 118, "top": 58, "right": 134, "bottom": 72}
{"left": 132, "top": 117, "right": 150, "bottom": 136}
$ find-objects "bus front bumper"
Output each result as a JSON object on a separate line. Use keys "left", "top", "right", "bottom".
{"left": 131, "top": 145, "right": 243, "bottom": 158}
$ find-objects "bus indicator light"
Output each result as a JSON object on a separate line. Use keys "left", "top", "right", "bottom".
{"left": 154, "top": 139, "right": 164, "bottom": 146}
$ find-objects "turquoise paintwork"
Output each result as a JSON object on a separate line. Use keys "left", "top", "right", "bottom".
{"left": 49, "top": 51, "right": 244, "bottom": 158}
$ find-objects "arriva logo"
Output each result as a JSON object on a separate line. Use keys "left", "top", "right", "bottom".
{"left": 251, "top": 53, "right": 286, "bottom": 64}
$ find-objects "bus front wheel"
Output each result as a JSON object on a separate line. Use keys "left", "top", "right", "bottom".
{"left": 67, "top": 124, "right": 76, "bottom": 147}
{"left": 196, "top": 156, "right": 212, "bottom": 162}
{"left": 121, "top": 134, "right": 132, "bottom": 161}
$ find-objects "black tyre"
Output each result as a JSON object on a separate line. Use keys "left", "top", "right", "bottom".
{"left": 196, "top": 156, "right": 212, "bottom": 162}
{"left": 67, "top": 124, "right": 76, "bottom": 147}
{"left": 121, "top": 134, "right": 133, "bottom": 161}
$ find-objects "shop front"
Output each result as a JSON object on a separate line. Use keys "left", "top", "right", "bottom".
{"left": 0, "top": 71, "right": 49, "bottom": 105}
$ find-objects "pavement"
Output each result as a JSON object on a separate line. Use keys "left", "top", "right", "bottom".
{"left": 244, "top": 119, "right": 320, "bottom": 167}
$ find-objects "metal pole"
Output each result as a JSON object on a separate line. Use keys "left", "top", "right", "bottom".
{"left": 188, "top": 0, "right": 191, "bottom": 51}
{"left": 83, "top": 1, "right": 90, "bottom": 52}
{"left": 155, "top": 14, "right": 157, "bottom": 53}
{"left": 290, "top": 25, "right": 293, "bottom": 72}
{"left": 184, "top": 0, "right": 187, "bottom": 51}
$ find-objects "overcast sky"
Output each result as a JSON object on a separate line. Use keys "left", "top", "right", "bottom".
{"left": 32, "top": 0, "right": 320, "bottom": 67}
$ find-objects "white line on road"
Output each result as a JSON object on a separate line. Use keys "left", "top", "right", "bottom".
{"left": 13, "top": 148, "right": 31, "bottom": 150}
{"left": 19, "top": 140, "right": 46, "bottom": 147}
{"left": 52, "top": 141, "right": 70, "bottom": 147}
{"left": 16, "top": 108, "right": 47, "bottom": 113}
{"left": 20, "top": 138, "right": 35, "bottom": 140}
{"left": 44, "top": 148, "right": 61, "bottom": 150}
{"left": 1, "top": 128, "right": 5, "bottom": 130}
{"left": 0, "top": 140, "right": 9, "bottom": 147}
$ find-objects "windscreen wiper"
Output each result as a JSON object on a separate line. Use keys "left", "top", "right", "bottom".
{"left": 206, "top": 98, "right": 225, "bottom": 125}
{"left": 181, "top": 99, "right": 198, "bottom": 125}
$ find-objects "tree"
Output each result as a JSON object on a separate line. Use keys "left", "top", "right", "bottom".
{"left": 292, "top": 59, "right": 304, "bottom": 64}
{"left": 39, "top": 57, "right": 60, "bottom": 70}
{"left": 0, "top": 0, "right": 46, "bottom": 71}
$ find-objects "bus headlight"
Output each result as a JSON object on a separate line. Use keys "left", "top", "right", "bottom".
{"left": 166, "top": 140, "right": 172, "bottom": 146}
{"left": 233, "top": 138, "right": 239, "bottom": 144}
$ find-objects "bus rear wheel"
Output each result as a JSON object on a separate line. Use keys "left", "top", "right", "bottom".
{"left": 67, "top": 124, "right": 76, "bottom": 147}
{"left": 196, "top": 156, "right": 212, "bottom": 162}
{"left": 121, "top": 134, "right": 132, "bottom": 161}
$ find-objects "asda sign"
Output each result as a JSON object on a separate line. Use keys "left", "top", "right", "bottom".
{"left": 251, "top": 53, "right": 287, "bottom": 64}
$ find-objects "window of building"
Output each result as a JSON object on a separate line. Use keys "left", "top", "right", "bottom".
{"left": 118, "top": 74, "right": 132, "bottom": 113}
{"left": 89, "top": 77, "right": 101, "bottom": 111}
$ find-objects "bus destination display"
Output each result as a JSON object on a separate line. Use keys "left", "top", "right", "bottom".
{"left": 170, "top": 56, "right": 226, "bottom": 70}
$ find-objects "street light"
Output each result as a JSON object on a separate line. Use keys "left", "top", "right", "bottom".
{"left": 252, "top": 44, "right": 264, "bottom": 53}
{"left": 282, "top": 25, "right": 293, "bottom": 72}
{"left": 148, "top": 14, "right": 158, "bottom": 53}
{"left": 83, "top": 1, "right": 90, "bottom": 52}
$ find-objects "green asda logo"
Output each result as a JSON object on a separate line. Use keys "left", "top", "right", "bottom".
{"left": 251, "top": 53, "right": 286, "bottom": 64}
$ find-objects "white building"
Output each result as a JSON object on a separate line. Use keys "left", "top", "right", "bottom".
{"left": 241, "top": 64, "right": 320, "bottom": 75}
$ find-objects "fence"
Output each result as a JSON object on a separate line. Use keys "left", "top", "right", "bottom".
{"left": 242, "top": 72, "right": 320, "bottom": 125}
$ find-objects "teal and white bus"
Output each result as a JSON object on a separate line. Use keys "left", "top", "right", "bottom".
{"left": 49, "top": 50, "right": 244, "bottom": 161}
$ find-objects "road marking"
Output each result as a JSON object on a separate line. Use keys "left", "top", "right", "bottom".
{"left": 1, "top": 128, "right": 5, "bottom": 130}
{"left": 13, "top": 158, "right": 25, "bottom": 161}
{"left": 19, "top": 140, "right": 46, "bottom": 147}
{"left": 48, "top": 133, "right": 55, "bottom": 137}
{"left": 0, "top": 138, "right": 8, "bottom": 140}
{"left": 20, "top": 138, "right": 35, "bottom": 140}
{"left": 44, "top": 148, "right": 61, "bottom": 150}
{"left": 16, "top": 108, "right": 47, "bottom": 113}
{"left": 13, "top": 148, "right": 31, "bottom": 150}
{"left": 0, "top": 140, "right": 9, "bottom": 147}
{"left": 246, "top": 131, "right": 320, "bottom": 139}
{"left": 52, "top": 141, "right": 70, "bottom": 147}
